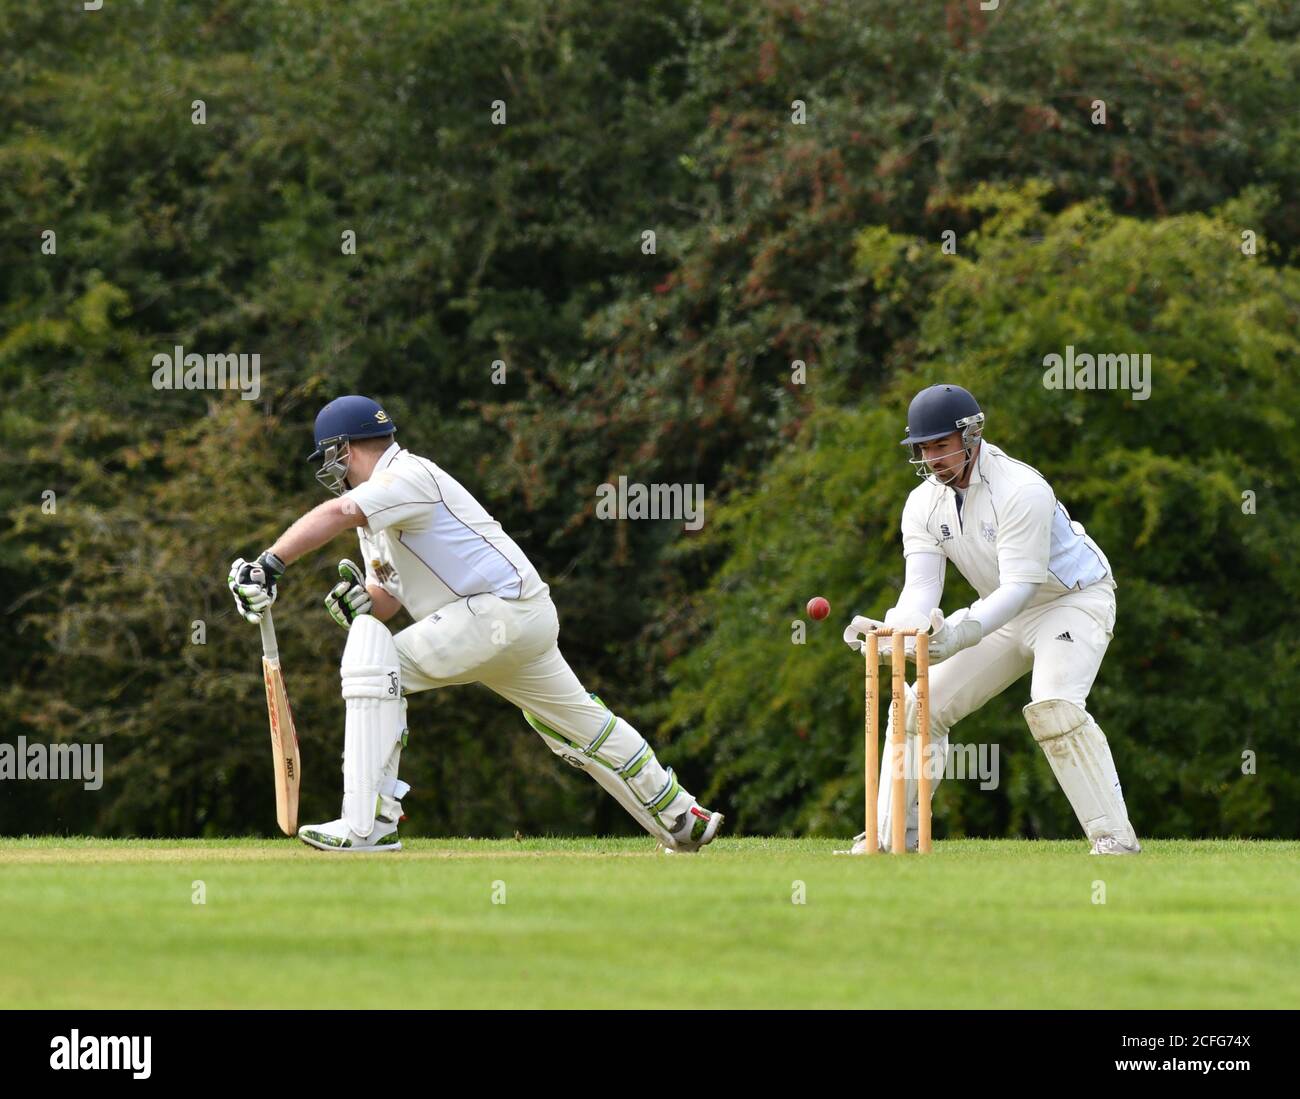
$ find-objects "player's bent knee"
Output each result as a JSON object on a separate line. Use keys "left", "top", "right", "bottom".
{"left": 341, "top": 614, "right": 402, "bottom": 699}
{"left": 1022, "top": 698, "right": 1090, "bottom": 741}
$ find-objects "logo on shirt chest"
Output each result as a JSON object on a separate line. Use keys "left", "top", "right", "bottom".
{"left": 371, "top": 557, "right": 398, "bottom": 584}
{"left": 939, "top": 523, "right": 954, "bottom": 542}
{"left": 980, "top": 521, "right": 997, "bottom": 543}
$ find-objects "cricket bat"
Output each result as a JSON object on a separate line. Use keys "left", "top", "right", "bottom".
{"left": 258, "top": 608, "right": 302, "bottom": 835}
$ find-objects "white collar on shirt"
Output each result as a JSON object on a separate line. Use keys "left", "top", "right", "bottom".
{"left": 374, "top": 440, "right": 402, "bottom": 471}
{"left": 963, "top": 441, "right": 990, "bottom": 488}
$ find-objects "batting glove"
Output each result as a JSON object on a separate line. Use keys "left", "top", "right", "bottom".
{"left": 227, "top": 551, "right": 286, "bottom": 623}
{"left": 324, "top": 558, "right": 372, "bottom": 629}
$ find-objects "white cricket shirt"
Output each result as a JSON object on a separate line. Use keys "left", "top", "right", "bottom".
{"left": 345, "top": 442, "right": 546, "bottom": 618}
{"left": 900, "top": 441, "right": 1111, "bottom": 609}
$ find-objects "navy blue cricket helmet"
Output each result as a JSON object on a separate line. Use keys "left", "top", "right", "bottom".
{"left": 900, "top": 384, "right": 985, "bottom": 480}
{"left": 900, "top": 384, "right": 983, "bottom": 448}
{"left": 308, "top": 395, "right": 396, "bottom": 461}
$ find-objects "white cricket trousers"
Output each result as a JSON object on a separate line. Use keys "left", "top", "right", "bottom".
{"left": 390, "top": 589, "right": 697, "bottom": 844}
{"left": 393, "top": 588, "right": 610, "bottom": 743}
{"left": 879, "top": 578, "right": 1119, "bottom": 843}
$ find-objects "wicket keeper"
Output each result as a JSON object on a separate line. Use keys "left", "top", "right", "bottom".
{"left": 228, "top": 396, "right": 722, "bottom": 853}
{"left": 843, "top": 384, "right": 1140, "bottom": 854}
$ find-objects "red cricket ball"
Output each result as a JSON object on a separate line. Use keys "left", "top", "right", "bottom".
{"left": 806, "top": 596, "right": 830, "bottom": 620}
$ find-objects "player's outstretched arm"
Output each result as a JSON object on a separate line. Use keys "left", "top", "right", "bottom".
{"left": 843, "top": 552, "right": 945, "bottom": 660}
{"left": 268, "top": 497, "right": 369, "bottom": 566}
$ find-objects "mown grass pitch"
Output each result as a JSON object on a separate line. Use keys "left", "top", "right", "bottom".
{"left": 1, "top": 838, "right": 1295, "bottom": 1009}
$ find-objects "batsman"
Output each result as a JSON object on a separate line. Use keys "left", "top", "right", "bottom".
{"left": 843, "top": 384, "right": 1140, "bottom": 855}
{"left": 228, "top": 395, "right": 722, "bottom": 853}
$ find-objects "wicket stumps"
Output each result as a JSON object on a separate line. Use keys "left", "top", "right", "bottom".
{"left": 862, "top": 628, "right": 931, "bottom": 855}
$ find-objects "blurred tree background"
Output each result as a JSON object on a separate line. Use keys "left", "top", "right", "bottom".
{"left": 1, "top": 0, "right": 1296, "bottom": 839}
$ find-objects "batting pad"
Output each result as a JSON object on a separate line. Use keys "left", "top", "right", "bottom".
{"left": 341, "top": 614, "right": 404, "bottom": 836}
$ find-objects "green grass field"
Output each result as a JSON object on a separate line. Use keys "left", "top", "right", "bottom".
{"left": 1, "top": 837, "right": 1295, "bottom": 1009}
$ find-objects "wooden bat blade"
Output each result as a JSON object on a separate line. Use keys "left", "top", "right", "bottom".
{"left": 262, "top": 655, "right": 302, "bottom": 835}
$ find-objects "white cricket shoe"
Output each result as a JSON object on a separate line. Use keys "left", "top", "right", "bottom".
{"left": 1090, "top": 834, "right": 1141, "bottom": 855}
{"left": 838, "top": 830, "right": 920, "bottom": 854}
{"left": 661, "top": 804, "right": 724, "bottom": 853}
{"left": 298, "top": 816, "right": 402, "bottom": 853}
{"left": 847, "top": 831, "right": 878, "bottom": 855}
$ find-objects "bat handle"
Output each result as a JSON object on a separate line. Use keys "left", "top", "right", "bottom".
{"left": 258, "top": 609, "right": 279, "bottom": 662}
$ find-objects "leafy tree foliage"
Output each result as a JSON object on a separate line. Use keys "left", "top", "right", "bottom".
{"left": 663, "top": 185, "right": 1299, "bottom": 839}
{"left": 1, "top": 0, "right": 1295, "bottom": 837}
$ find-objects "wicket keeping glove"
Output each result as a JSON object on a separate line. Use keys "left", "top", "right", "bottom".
{"left": 843, "top": 614, "right": 892, "bottom": 663}
{"left": 925, "top": 607, "right": 983, "bottom": 664}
